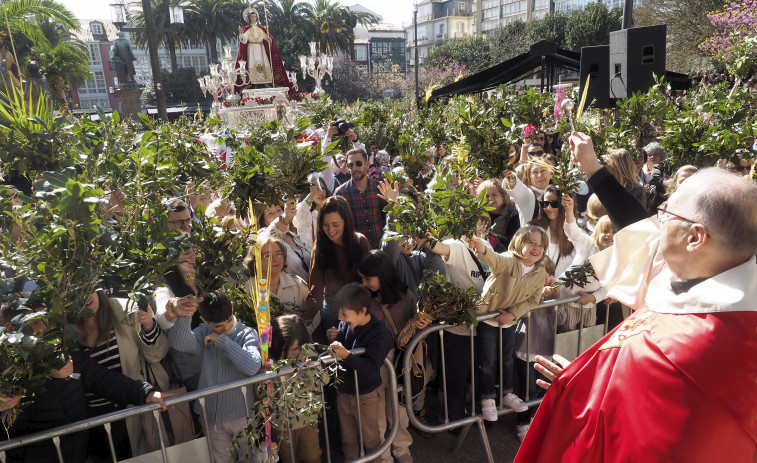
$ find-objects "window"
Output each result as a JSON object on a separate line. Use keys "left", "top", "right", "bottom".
{"left": 458, "top": 22, "right": 464, "bottom": 33}
{"left": 459, "top": 2, "right": 465, "bottom": 12}
{"left": 91, "top": 23, "right": 103, "bottom": 35}
{"left": 79, "top": 98, "right": 111, "bottom": 111}
{"left": 354, "top": 45, "right": 368, "bottom": 61}
{"left": 80, "top": 71, "right": 107, "bottom": 95}
{"left": 89, "top": 43, "right": 101, "bottom": 66}
{"left": 439, "top": 24, "right": 445, "bottom": 34}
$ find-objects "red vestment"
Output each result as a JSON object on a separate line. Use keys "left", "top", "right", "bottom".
{"left": 515, "top": 307, "right": 757, "bottom": 462}
{"left": 234, "top": 24, "right": 291, "bottom": 93}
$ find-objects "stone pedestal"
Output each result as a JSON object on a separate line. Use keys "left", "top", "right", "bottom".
{"left": 219, "top": 87, "right": 313, "bottom": 130}
{"left": 240, "top": 86, "right": 290, "bottom": 100}
{"left": 114, "top": 83, "right": 143, "bottom": 121}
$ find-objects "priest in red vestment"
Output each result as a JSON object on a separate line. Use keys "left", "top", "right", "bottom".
{"left": 234, "top": 7, "right": 291, "bottom": 93}
{"left": 515, "top": 132, "right": 757, "bottom": 463}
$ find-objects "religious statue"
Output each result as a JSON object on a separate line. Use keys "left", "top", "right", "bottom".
{"left": 110, "top": 32, "right": 136, "bottom": 86}
{"left": 234, "top": 7, "right": 291, "bottom": 92}
{"left": 0, "top": 38, "right": 22, "bottom": 94}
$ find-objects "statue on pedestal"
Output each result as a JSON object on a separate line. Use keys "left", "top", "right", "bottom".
{"left": 234, "top": 7, "right": 291, "bottom": 93}
{"left": 110, "top": 32, "right": 136, "bottom": 86}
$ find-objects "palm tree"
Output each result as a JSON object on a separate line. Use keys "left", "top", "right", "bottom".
{"left": 0, "top": 0, "right": 78, "bottom": 50}
{"left": 35, "top": 17, "right": 91, "bottom": 104}
{"left": 259, "top": 0, "right": 314, "bottom": 68}
{"left": 129, "top": 0, "right": 181, "bottom": 73}
{"left": 183, "top": 0, "right": 245, "bottom": 63}
{"left": 264, "top": 0, "right": 314, "bottom": 38}
{"left": 311, "top": 0, "right": 378, "bottom": 56}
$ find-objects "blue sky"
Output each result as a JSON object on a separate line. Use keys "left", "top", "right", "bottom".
{"left": 60, "top": 0, "right": 415, "bottom": 28}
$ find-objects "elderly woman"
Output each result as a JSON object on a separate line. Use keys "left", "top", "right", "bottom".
{"left": 642, "top": 141, "right": 674, "bottom": 214}
{"left": 260, "top": 200, "right": 311, "bottom": 282}
{"left": 244, "top": 236, "right": 308, "bottom": 317}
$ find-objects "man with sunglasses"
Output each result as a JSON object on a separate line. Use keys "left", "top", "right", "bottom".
{"left": 334, "top": 148, "right": 387, "bottom": 249}
{"left": 515, "top": 132, "right": 757, "bottom": 463}
{"left": 322, "top": 121, "right": 365, "bottom": 192}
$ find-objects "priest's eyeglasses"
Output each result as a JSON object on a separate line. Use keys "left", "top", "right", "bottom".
{"left": 657, "top": 202, "right": 710, "bottom": 237}
{"left": 656, "top": 202, "right": 696, "bottom": 224}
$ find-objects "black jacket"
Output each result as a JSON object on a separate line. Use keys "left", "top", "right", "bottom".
{"left": 490, "top": 201, "right": 520, "bottom": 248}
{"left": 5, "top": 349, "right": 154, "bottom": 463}
{"left": 335, "top": 315, "right": 392, "bottom": 395}
{"left": 586, "top": 167, "right": 648, "bottom": 230}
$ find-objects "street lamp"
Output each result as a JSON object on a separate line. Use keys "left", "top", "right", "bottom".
{"left": 109, "top": 0, "right": 184, "bottom": 121}
{"left": 414, "top": 0, "right": 419, "bottom": 106}
{"left": 110, "top": 2, "right": 126, "bottom": 27}
{"left": 169, "top": 5, "right": 184, "bottom": 26}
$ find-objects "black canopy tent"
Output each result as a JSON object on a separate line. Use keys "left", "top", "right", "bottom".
{"left": 428, "top": 40, "right": 691, "bottom": 102}
{"left": 429, "top": 41, "right": 580, "bottom": 102}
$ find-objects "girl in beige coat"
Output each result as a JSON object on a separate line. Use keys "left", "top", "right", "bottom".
{"left": 77, "top": 290, "right": 170, "bottom": 459}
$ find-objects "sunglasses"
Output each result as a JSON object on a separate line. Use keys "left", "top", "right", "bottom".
{"left": 529, "top": 150, "right": 545, "bottom": 156}
{"left": 347, "top": 161, "right": 364, "bottom": 168}
{"left": 539, "top": 200, "right": 560, "bottom": 209}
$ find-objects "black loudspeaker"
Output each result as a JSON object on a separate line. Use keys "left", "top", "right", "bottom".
{"left": 580, "top": 45, "right": 612, "bottom": 108}
{"left": 609, "top": 24, "right": 667, "bottom": 99}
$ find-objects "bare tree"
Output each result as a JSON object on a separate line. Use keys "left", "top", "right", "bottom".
{"left": 635, "top": 0, "right": 726, "bottom": 73}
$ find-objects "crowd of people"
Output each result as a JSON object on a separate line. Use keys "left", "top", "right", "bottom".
{"left": 1, "top": 107, "right": 756, "bottom": 463}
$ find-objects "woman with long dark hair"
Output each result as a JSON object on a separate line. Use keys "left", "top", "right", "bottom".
{"left": 304, "top": 196, "right": 371, "bottom": 342}
{"left": 528, "top": 185, "right": 576, "bottom": 278}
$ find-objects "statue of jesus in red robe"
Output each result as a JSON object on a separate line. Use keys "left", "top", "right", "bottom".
{"left": 234, "top": 7, "right": 292, "bottom": 93}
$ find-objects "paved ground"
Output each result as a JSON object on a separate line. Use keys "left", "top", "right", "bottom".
{"left": 405, "top": 412, "right": 522, "bottom": 463}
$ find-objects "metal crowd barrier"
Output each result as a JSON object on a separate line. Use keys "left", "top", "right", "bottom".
{"left": 0, "top": 348, "right": 399, "bottom": 463}
{"left": 402, "top": 296, "right": 611, "bottom": 463}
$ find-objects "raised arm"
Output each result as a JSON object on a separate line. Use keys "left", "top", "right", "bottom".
{"left": 503, "top": 171, "right": 536, "bottom": 225}
{"left": 561, "top": 195, "right": 595, "bottom": 257}
{"left": 569, "top": 132, "right": 648, "bottom": 230}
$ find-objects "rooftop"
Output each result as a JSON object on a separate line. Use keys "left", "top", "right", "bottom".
{"left": 73, "top": 18, "right": 121, "bottom": 42}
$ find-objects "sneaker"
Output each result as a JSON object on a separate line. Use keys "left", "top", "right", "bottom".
{"left": 516, "top": 423, "right": 530, "bottom": 442}
{"left": 481, "top": 398, "right": 498, "bottom": 421}
{"left": 502, "top": 393, "right": 529, "bottom": 413}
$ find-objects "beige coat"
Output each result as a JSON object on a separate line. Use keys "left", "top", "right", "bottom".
{"left": 109, "top": 298, "right": 171, "bottom": 456}
{"left": 477, "top": 250, "right": 546, "bottom": 320}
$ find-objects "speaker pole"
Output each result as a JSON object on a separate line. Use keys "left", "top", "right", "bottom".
{"left": 622, "top": 0, "right": 633, "bottom": 29}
